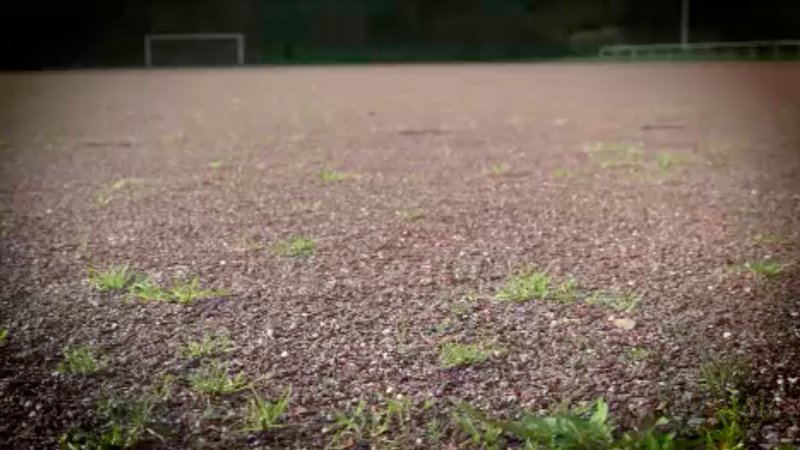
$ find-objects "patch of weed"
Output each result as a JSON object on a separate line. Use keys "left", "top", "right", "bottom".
{"left": 188, "top": 359, "right": 250, "bottom": 395}
{"left": 209, "top": 160, "right": 223, "bottom": 168}
{"left": 242, "top": 387, "right": 292, "bottom": 431}
{"left": 169, "top": 277, "right": 229, "bottom": 304}
{"left": 275, "top": 236, "right": 316, "bottom": 257}
{"left": 460, "top": 399, "right": 678, "bottom": 450}
{"left": 551, "top": 278, "right": 579, "bottom": 304}
{"left": 587, "top": 290, "right": 640, "bottom": 313}
{"left": 744, "top": 260, "right": 784, "bottom": 278}
{"left": 233, "top": 237, "right": 266, "bottom": 252}
{"left": 58, "top": 344, "right": 104, "bottom": 374}
{"left": 628, "top": 347, "right": 656, "bottom": 361}
{"left": 734, "top": 207, "right": 758, "bottom": 216}
{"left": 439, "top": 342, "right": 492, "bottom": 369}
{"left": 318, "top": 166, "right": 355, "bottom": 182}
{"left": 128, "top": 277, "right": 169, "bottom": 302}
{"left": 151, "top": 374, "right": 175, "bottom": 402}
{"left": 129, "top": 277, "right": 227, "bottom": 304}
{"left": 699, "top": 353, "right": 751, "bottom": 398}
{"left": 551, "top": 168, "right": 578, "bottom": 179}
{"left": 490, "top": 162, "right": 510, "bottom": 175}
{"left": 0, "top": 329, "right": 7, "bottom": 347}
{"left": 586, "top": 142, "right": 644, "bottom": 168}
{"left": 87, "top": 265, "right": 134, "bottom": 292}
{"left": 183, "top": 332, "right": 235, "bottom": 358}
{"left": 657, "top": 152, "right": 675, "bottom": 169}
{"left": 495, "top": 269, "right": 550, "bottom": 303}
{"left": 326, "top": 396, "right": 413, "bottom": 450}
{"left": 396, "top": 207, "right": 425, "bottom": 221}
{"left": 753, "top": 233, "right": 786, "bottom": 244}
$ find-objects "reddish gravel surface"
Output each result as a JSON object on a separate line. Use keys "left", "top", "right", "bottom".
{"left": 1, "top": 63, "right": 800, "bottom": 449}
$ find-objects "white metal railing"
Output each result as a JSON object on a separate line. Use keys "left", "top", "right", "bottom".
{"left": 599, "top": 40, "right": 800, "bottom": 59}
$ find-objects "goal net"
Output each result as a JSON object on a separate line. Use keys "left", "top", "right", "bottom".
{"left": 145, "top": 34, "right": 245, "bottom": 68}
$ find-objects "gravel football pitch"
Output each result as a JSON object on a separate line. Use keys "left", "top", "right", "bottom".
{"left": 1, "top": 63, "right": 799, "bottom": 448}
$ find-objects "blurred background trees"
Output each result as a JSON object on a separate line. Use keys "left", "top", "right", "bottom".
{"left": 2, "top": 0, "right": 798, "bottom": 68}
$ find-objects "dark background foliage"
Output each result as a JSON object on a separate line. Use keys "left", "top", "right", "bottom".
{"left": 1, "top": 1, "right": 799, "bottom": 69}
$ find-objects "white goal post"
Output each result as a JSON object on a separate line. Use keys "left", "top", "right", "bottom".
{"left": 144, "top": 33, "right": 246, "bottom": 68}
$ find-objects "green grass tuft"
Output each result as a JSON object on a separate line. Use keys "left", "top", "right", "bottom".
{"left": 275, "top": 236, "right": 316, "bottom": 257}
{"left": 129, "top": 276, "right": 227, "bottom": 304}
{"left": 744, "top": 260, "right": 784, "bottom": 278}
{"left": 0, "top": 329, "right": 7, "bottom": 347}
{"left": 753, "top": 233, "right": 786, "bottom": 244}
{"left": 87, "top": 265, "right": 134, "bottom": 291}
{"left": 551, "top": 278, "right": 579, "bottom": 304}
{"left": 188, "top": 359, "right": 250, "bottom": 395}
{"left": 627, "top": 347, "right": 656, "bottom": 361}
{"left": 241, "top": 387, "right": 292, "bottom": 431}
{"left": 495, "top": 269, "right": 550, "bottom": 303}
{"left": 551, "top": 168, "right": 578, "bottom": 179}
{"left": 396, "top": 207, "right": 425, "bottom": 221}
{"left": 490, "top": 162, "right": 510, "bottom": 175}
{"left": 699, "top": 354, "right": 751, "bottom": 398}
{"left": 128, "top": 277, "right": 169, "bottom": 302}
{"left": 169, "top": 277, "right": 229, "bottom": 304}
{"left": 318, "top": 166, "right": 355, "bottom": 182}
{"left": 439, "top": 342, "right": 492, "bottom": 368}
{"left": 58, "top": 344, "right": 104, "bottom": 374}
{"left": 587, "top": 290, "right": 640, "bottom": 312}
{"left": 183, "top": 332, "right": 235, "bottom": 358}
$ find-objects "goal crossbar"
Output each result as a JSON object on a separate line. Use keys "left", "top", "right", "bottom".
{"left": 144, "top": 33, "right": 245, "bottom": 67}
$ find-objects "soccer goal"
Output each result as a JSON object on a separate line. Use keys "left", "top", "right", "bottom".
{"left": 144, "top": 33, "right": 246, "bottom": 68}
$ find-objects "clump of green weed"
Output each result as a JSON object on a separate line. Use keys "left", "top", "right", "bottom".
{"left": 439, "top": 342, "right": 492, "bottom": 369}
{"left": 274, "top": 236, "right": 316, "bottom": 257}
{"left": 188, "top": 359, "right": 250, "bottom": 395}
{"left": 495, "top": 269, "right": 550, "bottom": 303}
{"left": 551, "top": 278, "right": 579, "bottom": 304}
{"left": 209, "top": 159, "right": 223, "bottom": 168}
{"left": 627, "top": 347, "right": 656, "bottom": 361}
{"left": 183, "top": 332, "right": 235, "bottom": 358}
{"left": 490, "top": 162, "right": 510, "bottom": 175}
{"left": 58, "top": 344, "right": 104, "bottom": 374}
{"left": 169, "top": 277, "right": 229, "bottom": 304}
{"left": 586, "top": 141, "right": 645, "bottom": 170}
{"left": 753, "top": 233, "right": 785, "bottom": 244}
{"left": 744, "top": 260, "right": 784, "bottom": 278}
{"left": 0, "top": 329, "right": 7, "bottom": 347}
{"left": 128, "top": 277, "right": 169, "bottom": 302}
{"left": 59, "top": 395, "right": 160, "bottom": 449}
{"left": 587, "top": 290, "right": 640, "bottom": 312}
{"left": 318, "top": 166, "right": 355, "bottom": 182}
{"left": 87, "top": 265, "right": 134, "bottom": 291}
{"left": 129, "top": 276, "right": 227, "bottom": 304}
{"left": 551, "top": 168, "right": 578, "bottom": 179}
{"left": 241, "top": 387, "right": 292, "bottom": 431}
{"left": 699, "top": 353, "right": 751, "bottom": 398}
{"left": 396, "top": 207, "right": 425, "bottom": 221}
{"left": 150, "top": 374, "right": 175, "bottom": 402}
{"left": 326, "top": 396, "right": 413, "bottom": 449}
{"left": 460, "top": 399, "right": 678, "bottom": 450}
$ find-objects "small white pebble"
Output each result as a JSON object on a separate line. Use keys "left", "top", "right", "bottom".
{"left": 266, "top": 329, "right": 274, "bottom": 338}
{"left": 381, "top": 328, "right": 391, "bottom": 335}
{"left": 789, "top": 378, "right": 798, "bottom": 384}
{"left": 280, "top": 351, "right": 288, "bottom": 358}
{"left": 723, "top": 332, "right": 733, "bottom": 339}
{"left": 220, "top": 260, "right": 226, "bottom": 265}
{"left": 386, "top": 386, "right": 394, "bottom": 394}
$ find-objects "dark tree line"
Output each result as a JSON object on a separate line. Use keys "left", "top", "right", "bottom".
{"left": 2, "top": 0, "right": 799, "bottom": 68}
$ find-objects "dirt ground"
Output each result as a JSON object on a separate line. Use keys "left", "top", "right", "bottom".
{"left": 1, "top": 63, "right": 800, "bottom": 449}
